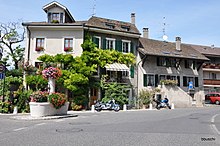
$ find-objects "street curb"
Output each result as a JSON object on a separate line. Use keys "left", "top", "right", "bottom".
{"left": 10, "top": 114, "right": 78, "bottom": 121}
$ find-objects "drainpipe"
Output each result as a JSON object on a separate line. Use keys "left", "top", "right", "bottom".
{"left": 27, "top": 26, "right": 31, "bottom": 62}
{"left": 25, "top": 25, "right": 31, "bottom": 90}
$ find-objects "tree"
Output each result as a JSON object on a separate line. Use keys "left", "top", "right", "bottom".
{"left": 0, "top": 22, "right": 25, "bottom": 69}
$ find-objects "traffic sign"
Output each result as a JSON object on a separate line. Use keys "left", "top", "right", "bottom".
{"left": 0, "top": 73, "right": 5, "bottom": 79}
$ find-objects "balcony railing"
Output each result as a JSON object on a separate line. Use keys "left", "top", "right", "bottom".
{"left": 204, "top": 79, "right": 220, "bottom": 85}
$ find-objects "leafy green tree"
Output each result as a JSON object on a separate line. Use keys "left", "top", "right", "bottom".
{"left": 0, "top": 22, "right": 25, "bottom": 69}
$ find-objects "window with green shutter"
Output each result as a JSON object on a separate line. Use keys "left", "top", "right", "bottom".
{"left": 130, "top": 65, "right": 134, "bottom": 78}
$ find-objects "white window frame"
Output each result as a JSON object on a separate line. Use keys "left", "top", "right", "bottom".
{"left": 122, "top": 40, "right": 131, "bottom": 53}
{"left": 34, "top": 37, "right": 46, "bottom": 52}
{"left": 93, "top": 36, "right": 101, "bottom": 48}
{"left": 106, "top": 38, "right": 115, "bottom": 49}
{"left": 62, "top": 37, "right": 75, "bottom": 53}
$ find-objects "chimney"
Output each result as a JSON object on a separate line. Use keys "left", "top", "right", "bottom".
{"left": 176, "top": 37, "right": 181, "bottom": 51}
{"left": 143, "top": 28, "right": 149, "bottom": 38}
{"left": 131, "top": 13, "right": 135, "bottom": 24}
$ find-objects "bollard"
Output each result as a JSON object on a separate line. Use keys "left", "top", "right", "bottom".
{"left": 91, "top": 105, "right": 95, "bottom": 112}
{"left": 149, "top": 103, "right": 153, "bottom": 110}
{"left": 171, "top": 103, "right": 175, "bottom": 109}
{"left": 123, "top": 104, "right": 127, "bottom": 111}
{"left": 13, "top": 106, "right": 18, "bottom": 114}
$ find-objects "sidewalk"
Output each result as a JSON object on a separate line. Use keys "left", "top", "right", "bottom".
{"left": 1, "top": 106, "right": 174, "bottom": 120}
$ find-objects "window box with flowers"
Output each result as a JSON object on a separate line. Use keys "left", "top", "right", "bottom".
{"left": 29, "top": 91, "right": 69, "bottom": 117}
{"left": 64, "top": 47, "right": 73, "bottom": 52}
{"left": 35, "top": 47, "right": 44, "bottom": 52}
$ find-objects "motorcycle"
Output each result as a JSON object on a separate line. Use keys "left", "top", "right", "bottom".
{"left": 154, "top": 98, "right": 171, "bottom": 110}
{"left": 94, "top": 99, "right": 120, "bottom": 112}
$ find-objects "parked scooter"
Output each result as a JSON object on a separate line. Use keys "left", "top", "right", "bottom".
{"left": 94, "top": 99, "right": 120, "bottom": 112}
{"left": 154, "top": 98, "right": 171, "bottom": 110}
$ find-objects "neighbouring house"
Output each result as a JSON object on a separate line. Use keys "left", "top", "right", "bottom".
{"left": 84, "top": 14, "right": 140, "bottom": 106}
{"left": 137, "top": 30, "right": 209, "bottom": 107}
{"left": 22, "top": 1, "right": 141, "bottom": 107}
{"left": 191, "top": 44, "right": 220, "bottom": 94}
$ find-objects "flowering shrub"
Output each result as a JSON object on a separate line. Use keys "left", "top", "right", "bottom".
{"left": 42, "top": 67, "right": 62, "bottom": 79}
{"left": 48, "top": 93, "right": 67, "bottom": 109}
{"left": 30, "top": 91, "right": 49, "bottom": 102}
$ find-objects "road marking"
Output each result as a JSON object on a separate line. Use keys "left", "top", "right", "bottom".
{"left": 211, "top": 114, "right": 220, "bottom": 135}
{"left": 13, "top": 127, "right": 27, "bottom": 132}
{"left": 35, "top": 123, "right": 46, "bottom": 126}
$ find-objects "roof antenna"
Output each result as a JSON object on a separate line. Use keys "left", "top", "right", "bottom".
{"left": 92, "top": 0, "right": 96, "bottom": 16}
{"left": 162, "top": 17, "right": 168, "bottom": 41}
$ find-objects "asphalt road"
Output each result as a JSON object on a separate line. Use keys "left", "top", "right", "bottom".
{"left": 1, "top": 107, "right": 220, "bottom": 146}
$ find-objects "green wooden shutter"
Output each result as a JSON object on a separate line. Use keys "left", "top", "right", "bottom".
{"left": 102, "top": 38, "right": 106, "bottom": 50}
{"left": 48, "top": 12, "right": 51, "bottom": 23}
{"left": 183, "top": 76, "right": 187, "bottom": 87}
{"left": 60, "top": 13, "right": 63, "bottom": 23}
{"left": 195, "top": 77, "right": 199, "bottom": 87}
{"left": 193, "top": 61, "right": 196, "bottom": 69}
{"left": 155, "top": 74, "right": 158, "bottom": 87}
{"left": 144, "top": 74, "right": 147, "bottom": 87}
{"left": 157, "top": 57, "right": 160, "bottom": 66}
{"left": 177, "top": 76, "right": 180, "bottom": 86}
{"left": 130, "top": 65, "right": 134, "bottom": 78}
{"left": 116, "top": 40, "right": 122, "bottom": 52}
{"left": 130, "top": 42, "right": 134, "bottom": 54}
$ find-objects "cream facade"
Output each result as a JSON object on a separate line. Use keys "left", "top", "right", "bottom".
{"left": 24, "top": 26, "right": 84, "bottom": 66}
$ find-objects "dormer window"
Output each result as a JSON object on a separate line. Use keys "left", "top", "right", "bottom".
{"left": 105, "top": 23, "right": 115, "bottom": 29}
{"left": 121, "top": 25, "right": 130, "bottom": 31}
{"left": 48, "top": 12, "right": 63, "bottom": 23}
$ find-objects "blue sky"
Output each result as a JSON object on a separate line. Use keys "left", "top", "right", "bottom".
{"left": 0, "top": 0, "right": 219, "bottom": 47}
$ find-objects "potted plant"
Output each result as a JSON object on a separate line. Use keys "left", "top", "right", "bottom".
{"left": 138, "top": 89, "right": 152, "bottom": 109}
{"left": 138, "top": 88, "right": 161, "bottom": 109}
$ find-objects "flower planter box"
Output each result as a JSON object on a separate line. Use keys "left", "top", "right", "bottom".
{"left": 29, "top": 102, "right": 69, "bottom": 117}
